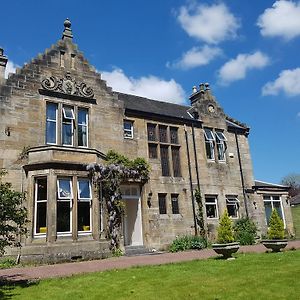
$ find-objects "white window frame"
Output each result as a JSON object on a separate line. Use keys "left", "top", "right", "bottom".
{"left": 263, "top": 195, "right": 286, "bottom": 228}
{"left": 123, "top": 120, "right": 134, "bottom": 139}
{"left": 226, "top": 197, "right": 239, "bottom": 219}
{"left": 204, "top": 128, "right": 215, "bottom": 161}
{"left": 205, "top": 196, "right": 219, "bottom": 219}
{"left": 62, "top": 106, "right": 74, "bottom": 146}
{"left": 215, "top": 131, "right": 227, "bottom": 162}
{"left": 77, "top": 179, "right": 92, "bottom": 234}
{"left": 46, "top": 102, "right": 58, "bottom": 145}
{"left": 77, "top": 108, "right": 89, "bottom": 148}
{"left": 57, "top": 178, "right": 73, "bottom": 235}
{"left": 34, "top": 178, "right": 47, "bottom": 237}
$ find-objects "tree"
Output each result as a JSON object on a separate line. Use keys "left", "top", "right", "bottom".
{"left": 217, "top": 210, "right": 235, "bottom": 244}
{"left": 268, "top": 209, "right": 285, "bottom": 240}
{"left": 281, "top": 173, "right": 300, "bottom": 197}
{"left": 0, "top": 170, "right": 27, "bottom": 255}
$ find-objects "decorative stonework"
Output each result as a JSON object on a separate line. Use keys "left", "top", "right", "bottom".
{"left": 41, "top": 72, "right": 94, "bottom": 98}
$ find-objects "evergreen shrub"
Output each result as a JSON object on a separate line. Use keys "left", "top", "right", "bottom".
{"left": 234, "top": 217, "right": 257, "bottom": 245}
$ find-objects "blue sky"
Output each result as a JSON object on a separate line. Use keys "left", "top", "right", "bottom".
{"left": 1, "top": 0, "right": 299, "bottom": 183}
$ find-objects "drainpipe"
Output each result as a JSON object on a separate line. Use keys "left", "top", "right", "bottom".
{"left": 184, "top": 124, "right": 198, "bottom": 236}
{"left": 191, "top": 124, "right": 200, "bottom": 190}
{"left": 234, "top": 130, "right": 249, "bottom": 217}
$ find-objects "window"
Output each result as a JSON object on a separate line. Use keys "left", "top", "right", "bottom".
{"left": 62, "top": 106, "right": 75, "bottom": 146}
{"left": 34, "top": 178, "right": 47, "bottom": 235}
{"left": 46, "top": 103, "right": 58, "bottom": 144}
{"left": 226, "top": 197, "right": 239, "bottom": 218}
{"left": 77, "top": 179, "right": 92, "bottom": 233}
{"left": 158, "top": 194, "right": 167, "bottom": 214}
{"left": 171, "top": 147, "right": 181, "bottom": 177}
{"left": 147, "top": 123, "right": 181, "bottom": 177}
{"left": 204, "top": 128, "right": 215, "bottom": 160}
{"left": 46, "top": 102, "right": 89, "bottom": 147}
{"left": 160, "top": 146, "right": 170, "bottom": 176}
{"left": 205, "top": 196, "right": 218, "bottom": 219}
{"left": 215, "top": 131, "right": 227, "bottom": 161}
{"left": 263, "top": 195, "right": 285, "bottom": 227}
{"left": 78, "top": 108, "right": 88, "bottom": 147}
{"left": 123, "top": 120, "right": 134, "bottom": 139}
{"left": 171, "top": 194, "right": 180, "bottom": 214}
{"left": 57, "top": 178, "right": 73, "bottom": 234}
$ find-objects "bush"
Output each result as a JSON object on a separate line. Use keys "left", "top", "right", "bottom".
{"left": 0, "top": 257, "right": 16, "bottom": 269}
{"left": 268, "top": 209, "right": 285, "bottom": 239}
{"left": 234, "top": 217, "right": 257, "bottom": 245}
{"left": 169, "top": 235, "right": 208, "bottom": 252}
{"left": 217, "top": 210, "right": 235, "bottom": 244}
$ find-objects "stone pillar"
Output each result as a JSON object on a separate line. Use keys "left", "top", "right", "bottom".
{"left": 47, "top": 170, "right": 57, "bottom": 243}
{"left": 0, "top": 48, "right": 8, "bottom": 83}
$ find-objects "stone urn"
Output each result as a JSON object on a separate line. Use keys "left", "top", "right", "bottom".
{"left": 261, "top": 239, "right": 288, "bottom": 252}
{"left": 212, "top": 242, "right": 240, "bottom": 259}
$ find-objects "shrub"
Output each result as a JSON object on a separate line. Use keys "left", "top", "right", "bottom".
{"left": 169, "top": 235, "right": 207, "bottom": 252}
{"left": 0, "top": 257, "right": 16, "bottom": 269}
{"left": 234, "top": 217, "right": 257, "bottom": 245}
{"left": 268, "top": 209, "right": 285, "bottom": 240}
{"left": 217, "top": 210, "right": 235, "bottom": 244}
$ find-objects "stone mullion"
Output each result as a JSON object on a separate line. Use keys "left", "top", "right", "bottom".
{"left": 92, "top": 184, "right": 100, "bottom": 241}
{"left": 72, "top": 176, "right": 78, "bottom": 241}
{"left": 47, "top": 170, "right": 57, "bottom": 243}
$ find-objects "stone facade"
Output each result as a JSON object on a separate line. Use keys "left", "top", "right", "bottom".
{"left": 0, "top": 20, "right": 293, "bottom": 262}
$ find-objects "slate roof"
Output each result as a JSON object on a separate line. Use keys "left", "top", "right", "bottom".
{"left": 117, "top": 92, "right": 248, "bottom": 130}
{"left": 290, "top": 194, "right": 300, "bottom": 206}
{"left": 254, "top": 180, "right": 289, "bottom": 191}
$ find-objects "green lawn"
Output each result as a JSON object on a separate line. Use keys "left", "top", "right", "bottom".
{"left": 1, "top": 251, "right": 300, "bottom": 300}
{"left": 291, "top": 206, "right": 300, "bottom": 239}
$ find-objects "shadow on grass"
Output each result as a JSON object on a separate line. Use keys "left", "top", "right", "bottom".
{"left": 0, "top": 275, "right": 38, "bottom": 299}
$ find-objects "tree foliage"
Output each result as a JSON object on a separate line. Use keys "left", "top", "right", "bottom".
{"left": 194, "top": 189, "right": 206, "bottom": 237}
{"left": 268, "top": 209, "right": 285, "bottom": 240}
{"left": 281, "top": 173, "right": 300, "bottom": 197}
{"left": 87, "top": 150, "right": 150, "bottom": 251}
{"left": 0, "top": 170, "right": 27, "bottom": 255}
{"left": 233, "top": 217, "right": 257, "bottom": 245}
{"left": 217, "top": 210, "right": 235, "bottom": 244}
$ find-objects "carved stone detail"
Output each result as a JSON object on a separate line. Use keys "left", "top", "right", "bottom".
{"left": 41, "top": 72, "right": 94, "bottom": 98}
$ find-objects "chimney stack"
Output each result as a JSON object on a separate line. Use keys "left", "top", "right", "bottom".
{"left": 0, "top": 48, "right": 8, "bottom": 83}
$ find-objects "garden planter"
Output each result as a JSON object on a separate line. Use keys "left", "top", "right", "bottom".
{"left": 212, "top": 242, "right": 240, "bottom": 259}
{"left": 261, "top": 239, "right": 288, "bottom": 252}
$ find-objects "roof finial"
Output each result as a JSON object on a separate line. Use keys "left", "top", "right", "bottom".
{"left": 62, "top": 18, "right": 73, "bottom": 41}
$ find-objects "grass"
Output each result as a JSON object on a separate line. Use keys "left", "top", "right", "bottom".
{"left": 291, "top": 206, "right": 300, "bottom": 239}
{"left": 1, "top": 251, "right": 300, "bottom": 300}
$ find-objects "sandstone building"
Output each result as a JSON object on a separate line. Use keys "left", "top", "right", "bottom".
{"left": 0, "top": 20, "right": 293, "bottom": 262}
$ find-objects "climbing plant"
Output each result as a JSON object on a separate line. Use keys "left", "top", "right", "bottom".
{"left": 87, "top": 150, "right": 150, "bottom": 251}
{"left": 194, "top": 189, "right": 206, "bottom": 237}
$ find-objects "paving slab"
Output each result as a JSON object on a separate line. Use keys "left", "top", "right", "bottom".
{"left": 1, "top": 240, "right": 299, "bottom": 282}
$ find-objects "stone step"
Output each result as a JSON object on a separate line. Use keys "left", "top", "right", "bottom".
{"left": 124, "top": 245, "right": 151, "bottom": 256}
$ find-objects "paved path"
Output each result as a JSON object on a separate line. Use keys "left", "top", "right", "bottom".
{"left": 1, "top": 240, "right": 300, "bottom": 282}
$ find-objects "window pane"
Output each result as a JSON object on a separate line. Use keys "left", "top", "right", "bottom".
{"left": 147, "top": 124, "right": 156, "bottom": 141}
{"left": 46, "top": 103, "right": 57, "bottom": 120}
{"left": 63, "top": 106, "right": 75, "bottom": 119}
{"left": 227, "top": 204, "right": 238, "bottom": 218}
{"left": 204, "top": 128, "right": 214, "bottom": 141}
{"left": 273, "top": 202, "right": 283, "bottom": 219}
{"left": 170, "top": 127, "right": 178, "bottom": 144}
{"left": 78, "top": 180, "right": 91, "bottom": 199}
{"left": 206, "top": 141, "right": 214, "bottom": 160}
{"left": 159, "top": 125, "right": 168, "bottom": 143}
{"left": 46, "top": 121, "right": 57, "bottom": 144}
{"left": 62, "top": 122, "right": 73, "bottom": 145}
{"left": 37, "top": 178, "right": 47, "bottom": 201}
{"left": 160, "top": 146, "right": 170, "bottom": 176}
{"left": 171, "top": 195, "right": 180, "bottom": 214}
{"left": 206, "top": 204, "right": 217, "bottom": 218}
{"left": 172, "top": 147, "right": 181, "bottom": 177}
{"left": 58, "top": 179, "right": 72, "bottom": 198}
{"left": 205, "top": 197, "right": 216, "bottom": 203}
{"left": 57, "top": 201, "right": 71, "bottom": 232}
{"left": 158, "top": 194, "right": 167, "bottom": 214}
{"left": 264, "top": 201, "right": 272, "bottom": 226}
{"left": 78, "top": 202, "right": 90, "bottom": 231}
{"left": 36, "top": 202, "right": 47, "bottom": 233}
{"left": 215, "top": 131, "right": 226, "bottom": 141}
{"left": 148, "top": 144, "right": 157, "bottom": 159}
{"left": 78, "top": 108, "right": 87, "bottom": 125}
{"left": 217, "top": 142, "right": 225, "bottom": 161}
{"left": 78, "top": 125, "right": 87, "bottom": 147}
{"left": 124, "top": 121, "right": 132, "bottom": 130}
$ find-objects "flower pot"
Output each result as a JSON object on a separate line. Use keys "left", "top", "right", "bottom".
{"left": 212, "top": 242, "right": 240, "bottom": 259}
{"left": 261, "top": 239, "right": 288, "bottom": 252}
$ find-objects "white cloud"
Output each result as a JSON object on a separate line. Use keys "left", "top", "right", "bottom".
{"left": 101, "top": 68, "right": 186, "bottom": 104}
{"left": 5, "top": 60, "right": 19, "bottom": 78}
{"left": 297, "top": 112, "right": 300, "bottom": 117}
{"left": 262, "top": 68, "right": 300, "bottom": 96}
{"left": 167, "top": 45, "right": 222, "bottom": 70}
{"left": 177, "top": 2, "right": 240, "bottom": 44}
{"left": 218, "top": 51, "right": 270, "bottom": 85}
{"left": 257, "top": 1, "right": 300, "bottom": 40}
